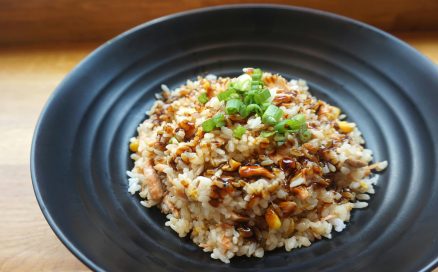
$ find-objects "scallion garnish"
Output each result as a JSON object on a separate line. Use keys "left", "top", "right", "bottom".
{"left": 212, "top": 114, "right": 225, "bottom": 127}
{"left": 262, "top": 105, "right": 283, "bottom": 125}
{"left": 299, "top": 130, "right": 312, "bottom": 142}
{"left": 260, "top": 131, "right": 276, "bottom": 137}
{"left": 261, "top": 102, "right": 270, "bottom": 111}
{"left": 202, "top": 119, "right": 216, "bottom": 132}
{"left": 252, "top": 68, "right": 263, "bottom": 81}
{"left": 198, "top": 92, "right": 209, "bottom": 104}
{"left": 226, "top": 99, "right": 243, "bottom": 115}
{"left": 218, "top": 88, "right": 237, "bottom": 101}
{"left": 274, "top": 114, "right": 306, "bottom": 133}
{"left": 241, "top": 104, "right": 262, "bottom": 118}
{"left": 234, "top": 74, "right": 252, "bottom": 92}
{"left": 243, "top": 93, "right": 254, "bottom": 105}
{"left": 253, "top": 89, "right": 271, "bottom": 104}
{"left": 233, "top": 125, "right": 246, "bottom": 139}
{"left": 202, "top": 114, "right": 226, "bottom": 132}
{"left": 274, "top": 134, "right": 286, "bottom": 142}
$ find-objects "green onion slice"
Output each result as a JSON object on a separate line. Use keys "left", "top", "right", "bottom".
{"left": 202, "top": 118, "right": 216, "bottom": 132}
{"left": 261, "top": 102, "right": 271, "bottom": 111}
{"left": 234, "top": 74, "right": 252, "bottom": 92}
{"left": 243, "top": 93, "right": 254, "bottom": 105}
{"left": 260, "top": 131, "right": 276, "bottom": 138}
{"left": 225, "top": 99, "right": 243, "bottom": 115}
{"left": 218, "top": 88, "right": 237, "bottom": 101}
{"left": 198, "top": 92, "right": 209, "bottom": 104}
{"left": 202, "top": 114, "right": 226, "bottom": 132}
{"left": 252, "top": 68, "right": 263, "bottom": 81}
{"left": 253, "top": 89, "right": 271, "bottom": 104}
{"left": 274, "top": 134, "right": 286, "bottom": 142}
{"left": 241, "top": 104, "right": 262, "bottom": 118}
{"left": 212, "top": 114, "right": 225, "bottom": 127}
{"left": 299, "top": 130, "right": 312, "bottom": 142}
{"left": 233, "top": 125, "right": 246, "bottom": 139}
{"left": 274, "top": 114, "right": 306, "bottom": 133}
{"left": 262, "top": 105, "right": 283, "bottom": 125}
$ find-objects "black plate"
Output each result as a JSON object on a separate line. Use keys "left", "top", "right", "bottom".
{"left": 31, "top": 5, "right": 438, "bottom": 272}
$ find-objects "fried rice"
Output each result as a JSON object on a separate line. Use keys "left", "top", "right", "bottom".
{"left": 127, "top": 68, "right": 388, "bottom": 263}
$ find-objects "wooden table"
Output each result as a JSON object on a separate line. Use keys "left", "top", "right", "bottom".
{"left": 1, "top": 33, "right": 437, "bottom": 271}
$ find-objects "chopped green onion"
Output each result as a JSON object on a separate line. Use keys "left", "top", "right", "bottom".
{"left": 262, "top": 105, "right": 283, "bottom": 125}
{"left": 274, "top": 134, "right": 286, "bottom": 142}
{"left": 294, "top": 114, "right": 306, "bottom": 125}
{"left": 226, "top": 99, "right": 243, "bottom": 115}
{"left": 260, "top": 131, "right": 276, "bottom": 137}
{"left": 229, "top": 93, "right": 240, "bottom": 99}
{"left": 243, "top": 93, "right": 254, "bottom": 105}
{"left": 198, "top": 92, "right": 209, "bottom": 104}
{"left": 212, "top": 114, "right": 225, "bottom": 127}
{"left": 218, "top": 88, "right": 236, "bottom": 101}
{"left": 252, "top": 68, "right": 263, "bottom": 81}
{"left": 241, "top": 104, "right": 262, "bottom": 118}
{"left": 202, "top": 119, "right": 216, "bottom": 132}
{"left": 254, "top": 89, "right": 271, "bottom": 104}
{"left": 234, "top": 74, "right": 252, "bottom": 92}
{"left": 299, "top": 130, "right": 312, "bottom": 142}
{"left": 251, "top": 78, "right": 263, "bottom": 89}
{"left": 261, "top": 102, "right": 271, "bottom": 111}
{"left": 202, "top": 114, "right": 226, "bottom": 132}
{"left": 169, "top": 137, "right": 178, "bottom": 144}
{"left": 274, "top": 114, "right": 306, "bottom": 133}
{"left": 233, "top": 125, "right": 246, "bottom": 139}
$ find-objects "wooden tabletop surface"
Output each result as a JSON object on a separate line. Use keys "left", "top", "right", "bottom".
{"left": 1, "top": 33, "right": 437, "bottom": 271}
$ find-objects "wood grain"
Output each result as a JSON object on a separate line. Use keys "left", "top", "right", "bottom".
{"left": 0, "top": 43, "right": 94, "bottom": 272}
{"left": 0, "top": 33, "right": 437, "bottom": 271}
{"left": 1, "top": 0, "right": 438, "bottom": 45}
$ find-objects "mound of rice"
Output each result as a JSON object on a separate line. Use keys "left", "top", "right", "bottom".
{"left": 127, "top": 68, "right": 387, "bottom": 263}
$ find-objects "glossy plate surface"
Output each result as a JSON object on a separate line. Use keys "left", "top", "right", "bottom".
{"left": 31, "top": 5, "right": 438, "bottom": 272}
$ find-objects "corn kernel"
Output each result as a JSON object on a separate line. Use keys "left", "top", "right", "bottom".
{"left": 338, "top": 121, "right": 355, "bottom": 133}
{"left": 192, "top": 227, "right": 199, "bottom": 236}
{"left": 222, "top": 158, "right": 241, "bottom": 171}
{"left": 265, "top": 208, "right": 282, "bottom": 230}
{"left": 203, "top": 81, "right": 210, "bottom": 90}
{"left": 360, "top": 181, "right": 368, "bottom": 190}
{"left": 188, "top": 188, "right": 198, "bottom": 200}
{"left": 129, "top": 139, "right": 139, "bottom": 152}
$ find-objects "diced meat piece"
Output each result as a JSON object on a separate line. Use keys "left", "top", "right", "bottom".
{"left": 143, "top": 160, "right": 164, "bottom": 201}
{"left": 345, "top": 158, "right": 367, "bottom": 168}
{"left": 239, "top": 165, "right": 275, "bottom": 179}
{"left": 278, "top": 201, "right": 297, "bottom": 214}
{"left": 230, "top": 212, "right": 249, "bottom": 222}
{"left": 292, "top": 186, "right": 309, "bottom": 200}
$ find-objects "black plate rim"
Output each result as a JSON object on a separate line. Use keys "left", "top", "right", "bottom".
{"left": 30, "top": 4, "right": 438, "bottom": 272}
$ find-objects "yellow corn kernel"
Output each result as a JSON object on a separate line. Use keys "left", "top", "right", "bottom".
{"left": 188, "top": 188, "right": 198, "bottom": 200}
{"left": 129, "top": 139, "right": 139, "bottom": 152}
{"left": 222, "top": 158, "right": 242, "bottom": 171}
{"left": 338, "top": 121, "right": 355, "bottom": 133}
{"left": 265, "top": 208, "right": 282, "bottom": 230}
{"left": 360, "top": 181, "right": 368, "bottom": 190}
{"left": 202, "top": 81, "right": 210, "bottom": 90}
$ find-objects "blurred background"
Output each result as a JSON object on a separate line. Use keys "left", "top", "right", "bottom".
{"left": 1, "top": 0, "right": 438, "bottom": 45}
{"left": 1, "top": 1, "right": 437, "bottom": 271}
